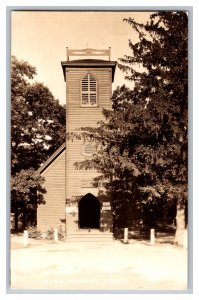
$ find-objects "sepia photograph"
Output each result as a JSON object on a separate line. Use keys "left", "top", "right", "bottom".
{"left": 10, "top": 9, "right": 189, "bottom": 292}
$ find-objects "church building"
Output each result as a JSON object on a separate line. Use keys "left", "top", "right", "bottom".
{"left": 37, "top": 48, "right": 117, "bottom": 240}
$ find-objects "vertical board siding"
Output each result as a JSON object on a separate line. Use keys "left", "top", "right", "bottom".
{"left": 37, "top": 151, "right": 66, "bottom": 233}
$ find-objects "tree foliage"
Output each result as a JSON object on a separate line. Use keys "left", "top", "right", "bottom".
{"left": 72, "top": 12, "right": 188, "bottom": 241}
{"left": 118, "top": 12, "right": 188, "bottom": 241}
{"left": 11, "top": 168, "right": 47, "bottom": 229}
{"left": 11, "top": 56, "right": 66, "bottom": 174}
{"left": 11, "top": 56, "right": 66, "bottom": 229}
{"left": 11, "top": 168, "right": 46, "bottom": 204}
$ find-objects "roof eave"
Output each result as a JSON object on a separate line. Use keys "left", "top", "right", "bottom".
{"left": 38, "top": 143, "right": 66, "bottom": 174}
{"left": 61, "top": 61, "right": 117, "bottom": 82}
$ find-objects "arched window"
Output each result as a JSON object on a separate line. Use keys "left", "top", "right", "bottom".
{"left": 81, "top": 73, "right": 97, "bottom": 106}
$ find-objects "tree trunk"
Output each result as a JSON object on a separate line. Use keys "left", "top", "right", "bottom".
{"left": 174, "top": 201, "right": 186, "bottom": 246}
{"left": 14, "top": 207, "right": 19, "bottom": 232}
{"left": 22, "top": 205, "right": 28, "bottom": 230}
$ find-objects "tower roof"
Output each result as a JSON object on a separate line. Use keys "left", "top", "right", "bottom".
{"left": 61, "top": 58, "right": 117, "bottom": 82}
{"left": 61, "top": 48, "right": 117, "bottom": 82}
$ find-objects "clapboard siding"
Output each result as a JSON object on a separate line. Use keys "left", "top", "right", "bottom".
{"left": 66, "top": 69, "right": 112, "bottom": 111}
{"left": 65, "top": 66, "right": 113, "bottom": 201}
{"left": 66, "top": 213, "right": 79, "bottom": 232}
{"left": 36, "top": 58, "right": 116, "bottom": 237}
{"left": 37, "top": 150, "right": 66, "bottom": 233}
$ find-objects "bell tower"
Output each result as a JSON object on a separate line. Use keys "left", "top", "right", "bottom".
{"left": 61, "top": 48, "right": 116, "bottom": 237}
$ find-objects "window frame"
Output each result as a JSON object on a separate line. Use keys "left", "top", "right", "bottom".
{"left": 81, "top": 73, "right": 98, "bottom": 107}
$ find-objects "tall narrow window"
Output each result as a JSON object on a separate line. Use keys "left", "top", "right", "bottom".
{"left": 81, "top": 73, "right": 97, "bottom": 106}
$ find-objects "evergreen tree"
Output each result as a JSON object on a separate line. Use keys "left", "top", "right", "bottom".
{"left": 118, "top": 11, "right": 188, "bottom": 245}
{"left": 72, "top": 12, "right": 188, "bottom": 245}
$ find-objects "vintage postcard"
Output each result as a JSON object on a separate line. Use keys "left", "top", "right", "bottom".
{"left": 10, "top": 9, "right": 189, "bottom": 292}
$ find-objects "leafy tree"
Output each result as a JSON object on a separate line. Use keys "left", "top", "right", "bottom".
{"left": 11, "top": 56, "right": 66, "bottom": 175}
{"left": 11, "top": 168, "right": 46, "bottom": 230}
{"left": 72, "top": 11, "right": 188, "bottom": 245}
{"left": 11, "top": 56, "right": 66, "bottom": 230}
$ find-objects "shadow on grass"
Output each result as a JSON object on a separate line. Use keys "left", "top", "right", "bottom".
{"left": 115, "top": 224, "right": 176, "bottom": 245}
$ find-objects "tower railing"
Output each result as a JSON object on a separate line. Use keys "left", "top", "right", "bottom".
{"left": 66, "top": 47, "right": 111, "bottom": 61}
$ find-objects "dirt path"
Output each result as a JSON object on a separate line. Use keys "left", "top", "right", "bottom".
{"left": 10, "top": 237, "right": 188, "bottom": 291}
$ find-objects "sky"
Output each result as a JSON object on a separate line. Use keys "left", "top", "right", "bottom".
{"left": 11, "top": 11, "right": 151, "bottom": 105}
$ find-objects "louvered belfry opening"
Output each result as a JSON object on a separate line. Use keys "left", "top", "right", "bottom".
{"left": 81, "top": 73, "right": 97, "bottom": 106}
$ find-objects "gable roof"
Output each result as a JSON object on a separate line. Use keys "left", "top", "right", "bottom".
{"left": 38, "top": 143, "right": 66, "bottom": 174}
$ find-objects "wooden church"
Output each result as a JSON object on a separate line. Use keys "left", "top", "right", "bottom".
{"left": 37, "top": 48, "right": 117, "bottom": 240}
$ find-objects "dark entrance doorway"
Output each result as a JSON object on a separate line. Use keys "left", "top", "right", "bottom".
{"left": 78, "top": 193, "right": 100, "bottom": 229}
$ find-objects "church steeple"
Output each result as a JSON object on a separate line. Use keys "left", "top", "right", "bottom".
{"left": 61, "top": 48, "right": 116, "bottom": 235}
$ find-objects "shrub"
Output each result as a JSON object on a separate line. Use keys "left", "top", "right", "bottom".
{"left": 45, "top": 226, "right": 65, "bottom": 240}
{"left": 28, "top": 226, "right": 65, "bottom": 241}
{"left": 27, "top": 226, "right": 42, "bottom": 239}
{"left": 58, "top": 225, "right": 65, "bottom": 241}
{"left": 45, "top": 227, "right": 54, "bottom": 240}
